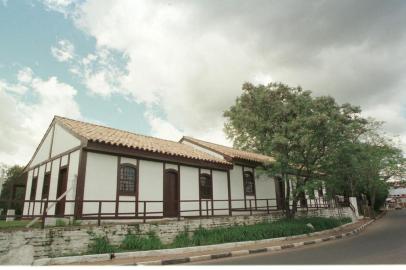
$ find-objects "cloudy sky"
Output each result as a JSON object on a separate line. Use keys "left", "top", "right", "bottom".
{"left": 1, "top": 0, "right": 405, "bottom": 166}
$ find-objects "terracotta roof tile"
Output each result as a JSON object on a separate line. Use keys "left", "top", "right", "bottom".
{"left": 55, "top": 116, "right": 231, "bottom": 166}
{"left": 181, "top": 136, "right": 275, "bottom": 164}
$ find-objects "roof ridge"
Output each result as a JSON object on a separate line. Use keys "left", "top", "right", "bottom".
{"left": 183, "top": 136, "right": 268, "bottom": 157}
{"left": 55, "top": 115, "right": 183, "bottom": 145}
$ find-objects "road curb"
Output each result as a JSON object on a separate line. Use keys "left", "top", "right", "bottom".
{"left": 34, "top": 214, "right": 385, "bottom": 266}
{"left": 136, "top": 216, "right": 381, "bottom": 265}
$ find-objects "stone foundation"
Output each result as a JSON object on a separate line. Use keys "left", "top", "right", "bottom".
{"left": 0, "top": 207, "right": 356, "bottom": 264}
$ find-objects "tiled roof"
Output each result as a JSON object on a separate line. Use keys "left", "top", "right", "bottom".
{"left": 55, "top": 116, "right": 231, "bottom": 166}
{"left": 181, "top": 136, "right": 275, "bottom": 164}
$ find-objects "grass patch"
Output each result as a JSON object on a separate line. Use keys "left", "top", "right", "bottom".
{"left": 171, "top": 217, "right": 351, "bottom": 248}
{"left": 88, "top": 236, "right": 116, "bottom": 254}
{"left": 0, "top": 220, "right": 31, "bottom": 229}
{"left": 121, "top": 231, "right": 163, "bottom": 251}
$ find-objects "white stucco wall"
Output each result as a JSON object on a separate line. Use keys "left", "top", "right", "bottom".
{"left": 83, "top": 152, "right": 118, "bottom": 216}
{"left": 165, "top": 163, "right": 178, "bottom": 171}
{"left": 23, "top": 170, "right": 33, "bottom": 216}
{"left": 46, "top": 158, "right": 61, "bottom": 215}
{"left": 212, "top": 170, "right": 229, "bottom": 215}
{"left": 255, "top": 172, "right": 277, "bottom": 210}
{"left": 138, "top": 160, "right": 163, "bottom": 216}
{"left": 51, "top": 124, "right": 81, "bottom": 157}
{"left": 31, "top": 126, "right": 53, "bottom": 167}
{"left": 64, "top": 150, "right": 80, "bottom": 216}
{"left": 230, "top": 165, "right": 244, "bottom": 209}
{"left": 179, "top": 166, "right": 199, "bottom": 216}
{"left": 33, "top": 165, "right": 46, "bottom": 215}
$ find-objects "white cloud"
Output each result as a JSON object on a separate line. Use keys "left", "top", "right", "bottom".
{"left": 63, "top": 0, "right": 406, "bottom": 150}
{"left": 41, "top": 0, "right": 78, "bottom": 16}
{"left": 51, "top": 39, "right": 75, "bottom": 62}
{"left": 0, "top": 68, "right": 82, "bottom": 166}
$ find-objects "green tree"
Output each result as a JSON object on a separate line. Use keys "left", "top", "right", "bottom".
{"left": 0, "top": 165, "right": 25, "bottom": 215}
{"left": 224, "top": 82, "right": 363, "bottom": 218}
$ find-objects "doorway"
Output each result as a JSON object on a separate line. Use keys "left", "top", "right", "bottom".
{"left": 163, "top": 170, "right": 179, "bottom": 217}
{"left": 55, "top": 168, "right": 68, "bottom": 216}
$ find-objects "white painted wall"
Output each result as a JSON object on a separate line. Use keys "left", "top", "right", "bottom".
{"left": 230, "top": 165, "right": 244, "bottom": 209}
{"left": 65, "top": 150, "right": 80, "bottom": 216}
{"left": 33, "top": 165, "right": 46, "bottom": 215}
{"left": 138, "top": 160, "right": 163, "bottom": 216}
{"left": 83, "top": 152, "right": 118, "bottom": 216}
{"left": 23, "top": 170, "right": 33, "bottom": 215}
{"left": 165, "top": 163, "right": 178, "bottom": 171}
{"left": 212, "top": 170, "right": 229, "bottom": 215}
{"left": 51, "top": 123, "right": 81, "bottom": 157}
{"left": 255, "top": 171, "right": 277, "bottom": 209}
{"left": 30, "top": 126, "right": 53, "bottom": 167}
{"left": 47, "top": 158, "right": 61, "bottom": 215}
{"left": 179, "top": 166, "right": 199, "bottom": 216}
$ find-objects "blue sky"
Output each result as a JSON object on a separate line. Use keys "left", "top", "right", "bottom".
{"left": 1, "top": 0, "right": 406, "bottom": 165}
{"left": 0, "top": 0, "right": 150, "bottom": 134}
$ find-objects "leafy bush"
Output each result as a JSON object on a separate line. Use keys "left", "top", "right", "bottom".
{"left": 186, "top": 217, "right": 351, "bottom": 246}
{"left": 170, "top": 230, "right": 193, "bottom": 248}
{"left": 121, "top": 231, "right": 163, "bottom": 251}
{"left": 88, "top": 236, "right": 116, "bottom": 254}
{"left": 55, "top": 219, "right": 66, "bottom": 227}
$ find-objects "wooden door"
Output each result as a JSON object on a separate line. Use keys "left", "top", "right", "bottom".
{"left": 55, "top": 168, "right": 68, "bottom": 216}
{"left": 163, "top": 170, "right": 179, "bottom": 217}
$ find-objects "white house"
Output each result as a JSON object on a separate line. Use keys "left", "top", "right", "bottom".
{"left": 22, "top": 116, "right": 278, "bottom": 221}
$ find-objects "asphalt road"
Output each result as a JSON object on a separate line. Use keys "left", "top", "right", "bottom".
{"left": 193, "top": 209, "right": 406, "bottom": 265}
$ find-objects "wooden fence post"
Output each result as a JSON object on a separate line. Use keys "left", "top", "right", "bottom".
{"left": 97, "top": 201, "right": 102, "bottom": 226}
{"left": 249, "top": 200, "right": 252, "bottom": 216}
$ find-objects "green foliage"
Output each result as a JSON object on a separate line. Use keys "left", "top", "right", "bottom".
{"left": 0, "top": 165, "right": 25, "bottom": 215}
{"left": 223, "top": 82, "right": 366, "bottom": 217}
{"left": 120, "top": 231, "right": 163, "bottom": 251}
{"left": 170, "top": 217, "right": 350, "bottom": 248}
{"left": 55, "top": 219, "right": 67, "bottom": 227}
{"left": 88, "top": 236, "right": 116, "bottom": 254}
{"left": 170, "top": 229, "right": 193, "bottom": 248}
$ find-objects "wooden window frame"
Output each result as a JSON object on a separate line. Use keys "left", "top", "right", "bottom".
{"left": 30, "top": 176, "right": 38, "bottom": 201}
{"left": 118, "top": 163, "right": 137, "bottom": 196}
{"left": 243, "top": 171, "right": 256, "bottom": 196}
{"left": 199, "top": 173, "right": 213, "bottom": 200}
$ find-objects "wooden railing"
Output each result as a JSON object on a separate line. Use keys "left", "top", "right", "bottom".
{"left": 0, "top": 197, "right": 338, "bottom": 228}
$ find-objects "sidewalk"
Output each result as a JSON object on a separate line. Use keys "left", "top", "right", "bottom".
{"left": 58, "top": 218, "right": 374, "bottom": 265}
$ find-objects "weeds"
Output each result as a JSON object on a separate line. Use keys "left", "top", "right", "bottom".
{"left": 120, "top": 231, "right": 163, "bottom": 251}
{"left": 88, "top": 236, "right": 116, "bottom": 254}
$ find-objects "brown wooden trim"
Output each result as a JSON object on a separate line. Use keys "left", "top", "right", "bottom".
{"left": 198, "top": 172, "right": 213, "bottom": 200}
{"left": 242, "top": 165, "right": 246, "bottom": 209}
{"left": 177, "top": 164, "right": 181, "bottom": 218}
{"left": 85, "top": 142, "right": 232, "bottom": 171}
{"left": 115, "top": 156, "right": 121, "bottom": 217}
{"left": 26, "top": 145, "right": 82, "bottom": 171}
{"left": 227, "top": 170, "right": 232, "bottom": 216}
{"left": 253, "top": 167, "right": 257, "bottom": 210}
{"left": 48, "top": 124, "right": 55, "bottom": 159}
{"left": 210, "top": 169, "right": 214, "bottom": 216}
{"left": 136, "top": 158, "right": 140, "bottom": 216}
{"left": 74, "top": 149, "right": 87, "bottom": 219}
{"left": 198, "top": 168, "right": 202, "bottom": 216}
